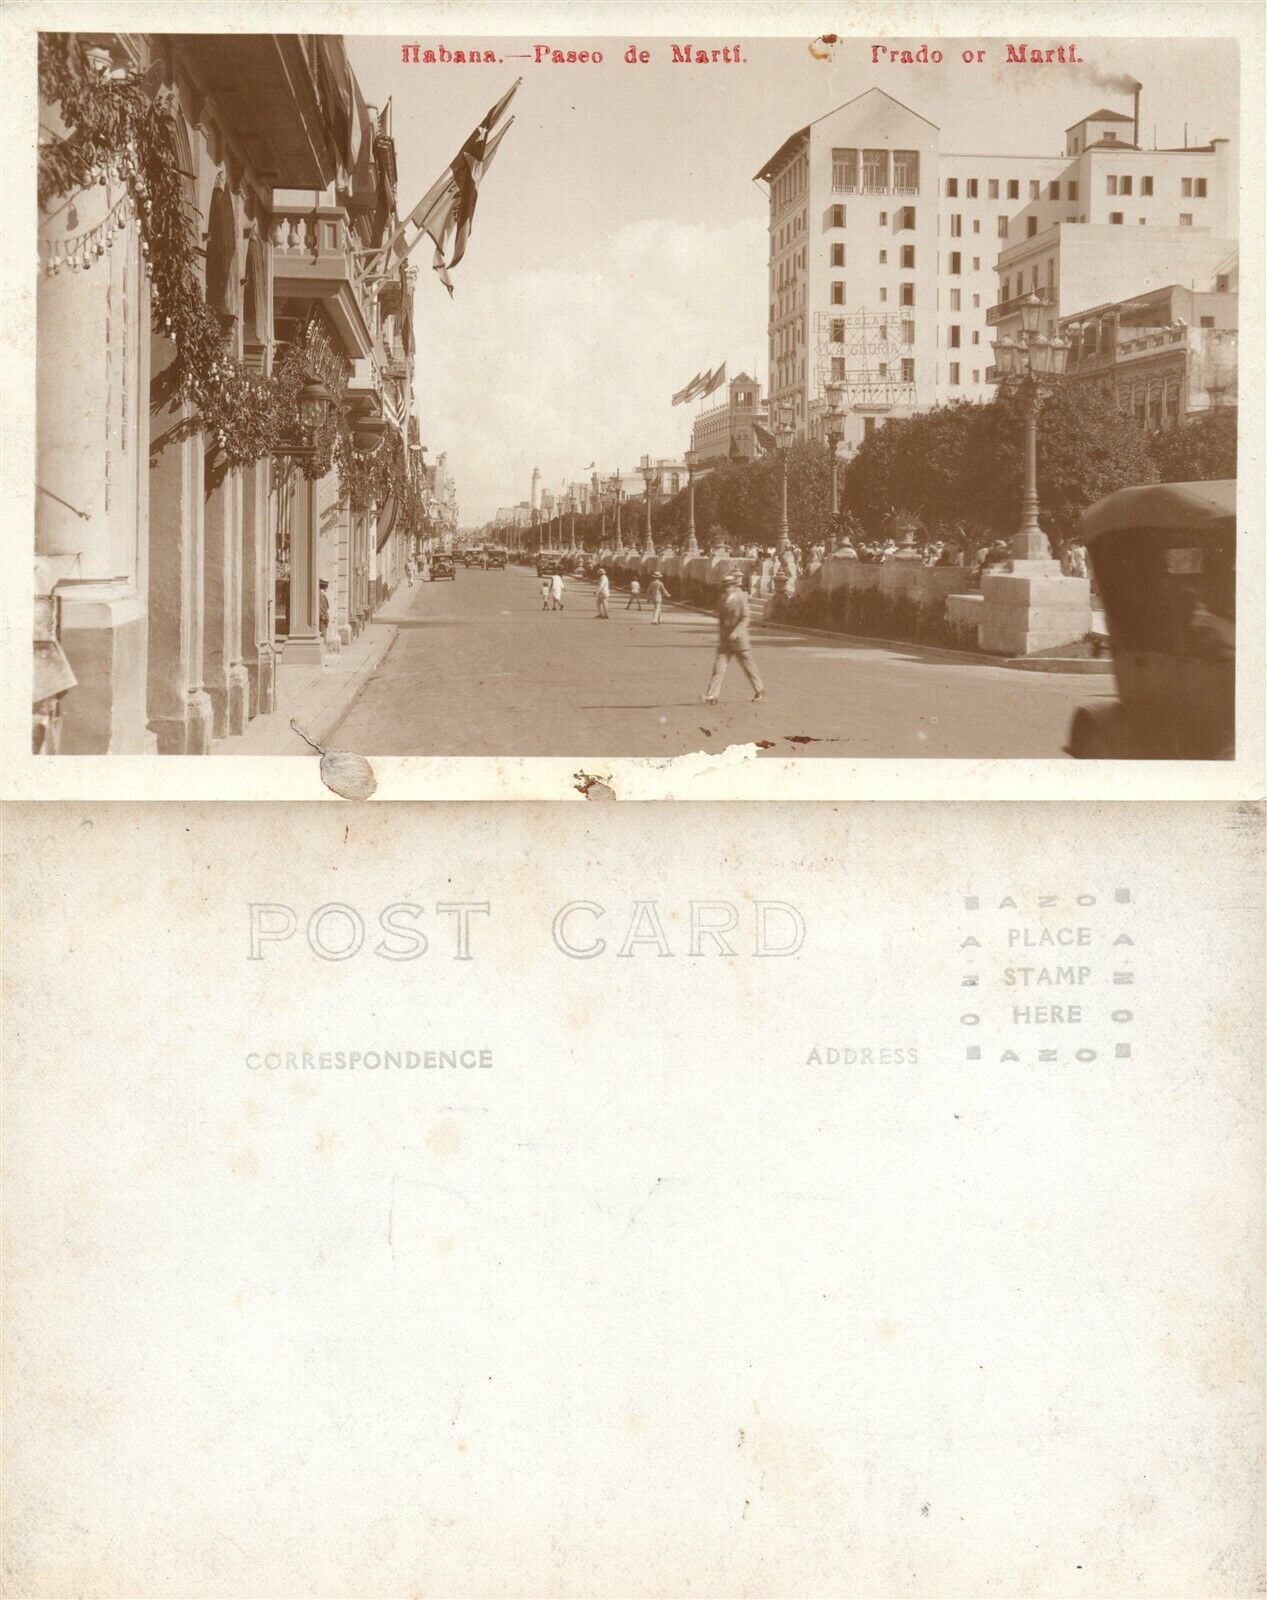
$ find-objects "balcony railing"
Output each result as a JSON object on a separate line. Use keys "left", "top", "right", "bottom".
{"left": 985, "top": 292, "right": 1056, "bottom": 327}
{"left": 832, "top": 183, "right": 920, "bottom": 197}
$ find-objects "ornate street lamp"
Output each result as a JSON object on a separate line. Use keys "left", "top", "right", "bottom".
{"left": 296, "top": 377, "right": 335, "bottom": 447}
{"left": 825, "top": 383, "right": 846, "bottom": 550}
{"left": 684, "top": 449, "right": 701, "bottom": 558}
{"left": 775, "top": 407, "right": 795, "bottom": 549}
{"left": 990, "top": 292, "right": 1071, "bottom": 563}
{"left": 610, "top": 474, "right": 624, "bottom": 556}
{"left": 640, "top": 457, "right": 657, "bottom": 557}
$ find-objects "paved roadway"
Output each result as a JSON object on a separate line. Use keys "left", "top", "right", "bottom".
{"left": 329, "top": 565, "right": 1111, "bottom": 758}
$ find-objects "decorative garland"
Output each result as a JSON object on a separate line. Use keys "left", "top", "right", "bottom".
{"left": 37, "top": 32, "right": 429, "bottom": 535}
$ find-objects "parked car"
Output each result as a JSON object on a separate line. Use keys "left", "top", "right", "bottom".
{"left": 1066, "top": 479, "right": 1235, "bottom": 759}
{"left": 486, "top": 547, "right": 507, "bottom": 569}
{"left": 432, "top": 554, "right": 456, "bottom": 581}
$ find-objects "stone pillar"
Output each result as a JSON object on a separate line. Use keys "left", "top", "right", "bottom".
{"left": 37, "top": 189, "right": 150, "bottom": 752}
{"left": 203, "top": 458, "right": 248, "bottom": 736}
{"left": 336, "top": 500, "right": 353, "bottom": 645}
{"left": 240, "top": 455, "right": 276, "bottom": 716}
{"left": 285, "top": 468, "right": 323, "bottom": 664}
{"left": 979, "top": 567, "right": 1092, "bottom": 656}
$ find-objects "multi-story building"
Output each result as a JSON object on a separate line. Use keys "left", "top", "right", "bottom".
{"left": 988, "top": 111, "right": 1236, "bottom": 346}
{"left": 35, "top": 33, "right": 429, "bottom": 753}
{"left": 689, "top": 372, "right": 763, "bottom": 462}
{"left": 1056, "top": 274, "right": 1238, "bottom": 427}
{"left": 755, "top": 89, "right": 1236, "bottom": 454}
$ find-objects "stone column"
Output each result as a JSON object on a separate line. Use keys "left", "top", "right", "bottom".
{"left": 284, "top": 467, "right": 323, "bottom": 664}
{"left": 37, "top": 186, "right": 150, "bottom": 752}
{"left": 240, "top": 454, "right": 275, "bottom": 716}
{"left": 203, "top": 456, "right": 248, "bottom": 735}
{"left": 336, "top": 499, "right": 353, "bottom": 645}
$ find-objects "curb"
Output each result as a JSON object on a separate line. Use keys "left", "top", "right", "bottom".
{"left": 312, "top": 625, "right": 399, "bottom": 746}
{"left": 1004, "top": 656, "right": 1114, "bottom": 674}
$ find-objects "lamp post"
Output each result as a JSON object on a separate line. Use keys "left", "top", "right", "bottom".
{"left": 684, "top": 450, "right": 701, "bottom": 557}
{"left": 990, "top": 292, "right": 1071, "bottom": 565}
{"left": 825, "top": 383, "right": 846, "bottom": 551}
{"left": 775, "top": 408, "right": 794, "bottom": 550}
{"left": 611, "top": 475, "right": 624, "bottom": 556}
{"left": 640, "top": 458, "right": 657, "bottom": 557}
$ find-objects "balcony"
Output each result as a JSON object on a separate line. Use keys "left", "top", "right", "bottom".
{"left": 271, "top": 200, "right": 374, "bottom": 360}
{"left": 985, "top": 292, "right": 1056, "bottom": 328}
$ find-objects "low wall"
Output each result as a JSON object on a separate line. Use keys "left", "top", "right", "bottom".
{"left": 770, "top": 557, "right": 982, "bottom": 650}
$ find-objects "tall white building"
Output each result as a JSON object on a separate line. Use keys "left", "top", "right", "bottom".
{"left": 754, "top": 88, "right": 1236, "bottom": 453}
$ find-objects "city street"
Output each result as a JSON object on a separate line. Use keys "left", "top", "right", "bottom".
{"left": 329, "top": 566, "right": 1109, "bottom": 757}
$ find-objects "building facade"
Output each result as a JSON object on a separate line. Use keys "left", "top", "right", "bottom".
{"left": 35, "top": 33, "right": 438, "bottom": 753}
{"left": 1057, "top": 278, "right": 1238, "bottom": 427}
{"left": 689, "top": 372, "right": 763, "bottom": 462}
{"left": 755, "top": 89, "right": 1236, "bottom": 454}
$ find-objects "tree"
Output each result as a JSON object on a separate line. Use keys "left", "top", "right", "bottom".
{"left": 1148, "top": 408, "right": 1237, "bottom": 483}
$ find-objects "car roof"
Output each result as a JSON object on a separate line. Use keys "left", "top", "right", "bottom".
{"left": 1080, "top": 480, "right": 1236, "bottom": 544}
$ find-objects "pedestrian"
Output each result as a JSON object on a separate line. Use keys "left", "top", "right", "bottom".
{"left": 702, "top": 571, "right": 765, "bottom": 705}
{"left": 406, "top": 556, "right": 416, "bottom": 587}
{"left": 626, "top": 577, "right": 643, "bottom": 611}
{"left": 648, "top": 570, "right": 669, "bottom": 623}
{"left": 550, "top": 571, "right": 564, "bottom": 610}
{"left": 596, "top": 566, "right": 610, "bottom": 619}
{"left": 540, "top": 575, "right": 551, "bottom": 610}
{"left": 318, "top": 579, "right": 330, "bottom": 637}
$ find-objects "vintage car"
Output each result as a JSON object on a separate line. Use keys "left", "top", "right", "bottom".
{"left": 1066, "top": 479, "right": 1235, "bottom": 760}
{"left": 462, "top": 549, "right": 478, "bottom": 568}
{"left": 485, "top": 547, "right": 508, "bottom": 569}
{"left": 431, "top": 554, "right": 456, "bottom": 581}
{"left": 536, "top": 550, "right": 563, "bottom": 577}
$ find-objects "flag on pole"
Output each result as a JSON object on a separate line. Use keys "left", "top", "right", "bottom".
{"left": 752, "top": 420, "right": 777, "bottom": 455}
{"left": 378, "top": 79, "right": 521, "bottom": 292}
{"left": 701, "top": 361, "right": 728, "bottom": 398}
{"left": 672, "top": 371, "right": 705, "bottom": 406}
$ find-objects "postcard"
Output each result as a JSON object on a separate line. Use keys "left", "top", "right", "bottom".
{"left": 2, "top": 1, "right": 1262, "bottom": 800}
{"left": 2, "top": 798, "right": 1263, "bottom": 1593}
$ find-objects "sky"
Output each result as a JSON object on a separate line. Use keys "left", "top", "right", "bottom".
{"left": 346, "top": 34, "right": 1239, "bottom": 524}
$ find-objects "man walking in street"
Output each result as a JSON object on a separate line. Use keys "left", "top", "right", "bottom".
{"left": 648, "top": 570, "right": 669, "bottom": 624}
{"left": 703, "top": 571, "right": 765, "bottom": 705}
{"left": 626, "top": 576, "right": 643, "bottom": 611}
{"left": 595, "top": 567, "right": 610, "bottom": 619}
{"left": 550, "top": 571, "right": 565, "bottom": 610}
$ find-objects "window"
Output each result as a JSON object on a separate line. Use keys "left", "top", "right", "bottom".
{"left": 901, "top": 357, "right": 915, "bottom": 382}
{"left": 1216, "top": 274, "right": 1230, "bottom": 291}
{"left": 972, "top": 330, "right": 980, "bottom": 345}
{"left": 877, "top": 362, "right": 888, "bottom": 378}
{"left": 949, "top": 288, "right": 961, "bottom": 310}
{"left": 1027, "top": 216, "right": 1038, "bottom": 237}
{"left": 1121, "top": 175, "right": 1132, "bottom": 195}
{"left": 1029, "top": 180, "right": 1040, "bottom": 200}
{"left": 863, "top": 417, "right": 876, "bottom": 438}
{"left": 898, "top": 205, "right": 916, "bottom": 229}
{"left": 878, "top": 212, "right": 888, "bottom": 226}
{"left": 967, "top": 178, "right": 979, "bottom": 198}
{"left": 949, "top": 362, "right": 961, "bottom": 385}
{"left": 862, "top": 149, "right": 889, "bottom": 190}
{"left": 988, "top": 178, "right": 999, "bottom": 198}
{"left": 973, "top": 218, "right": 980, "bottom": 234}
{"left": 878, "top": 248, "right": 887, "bottom": 263}
{"left": 1179, "top": 213, "right": 1193, "bottom": 226}
{"left": 945, "top": 177, "right": 959, "bottom": 197}
{"left": 1068, "top": 181, "right": 1079, "bottom": 201}
{"left": 1141, "top": 176, "right": 1152, "bottom": 196}
{"left": 997, "top": 215, "right": 1009, "bottom": 239}
{"left": 1196, "top": 177, "right": 1207, "bottom": 197}
{"left": 949, "top": 325, "right": 961, "bottom": 347}
{"left": 900, "top": 283, "right": 915, "bottom": 306}
{"left": 1050, "top": 181, "right": 1061, "bottom": 200}
{"left": 830, "top": 318, "right": 845, "bottom": 341}
{"left": 879, "top": 286, "right": 888, "bottom": 302}
{"left": 1199, "top": 315, "right": 1215, "bottom": 328}
{"left": 1001, "top": 275, "right": 1010, "bottom": 302}
{"left": 972, "top": 293, "right": 980, "bottom": 308}
{"left": 1110, "top": 211, "right": 1123, "bottom": 224}
{"left": 831, "top": 356, "right": 846, "bottom": 380}
{"left": 1107, "top": 174, "right": 1118, "bottom": 195}
{"left": 893, "top": 150, "right": 919, "bottom": 190}
{"left": 972, "top": 257, "right": 980, "bottom": 271}
{"left": 901, "top": 319, "right": 915, "bottom": 344}
{"left": 829, "top": 204, "right": 845, "bottom": 227}
{"left": 832, "top": 148, "right": 857, "bottom": 191}
{"left": 831, "top": 243, "right": 845, "bottom": 266}
{"left": 901, "top": 244, "right": 915, "bottom": 269}
{"left": 1007, "top": 178, "right": 1019, "bottom": 199}
{"left": 831, "top": 281, "right": 845, "bottom": 303}
{"left": 949, "top": 251, "right": 961, "bottom": 273}
{"left": 950, "top": 213, "right": 962, "bottom": 237}
{"left": 1181, "top": 177, "right": 1192, "bottom": 197}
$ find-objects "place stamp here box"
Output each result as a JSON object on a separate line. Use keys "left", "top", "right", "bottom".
{"left": 2, "top": 800, "right": 1261, "bottom": 1597}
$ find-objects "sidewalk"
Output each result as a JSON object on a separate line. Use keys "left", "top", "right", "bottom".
{"left": 218, "top": 585, "right": 421, "bottom": 756}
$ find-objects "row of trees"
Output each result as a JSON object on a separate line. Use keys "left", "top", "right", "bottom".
{"left": 515, "top": 396, "right": 1235, "bottom": 555}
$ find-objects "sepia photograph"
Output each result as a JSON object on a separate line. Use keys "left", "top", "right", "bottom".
{"left": 27, "top": 27, "right": 1243, "bottom": 766}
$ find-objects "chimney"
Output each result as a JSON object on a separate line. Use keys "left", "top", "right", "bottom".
{"left": 1133, "top": 85, "right": 1140, "bottom": 150}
